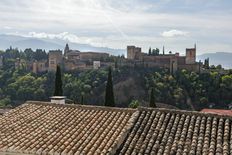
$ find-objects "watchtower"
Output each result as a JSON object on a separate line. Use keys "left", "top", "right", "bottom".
{"left": 185, "top": 44, "right": 196, "bottom": 64}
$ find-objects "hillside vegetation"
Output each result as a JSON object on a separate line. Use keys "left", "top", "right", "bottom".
{"left": 0, "top": 63, "right": 232, "bottom": 110}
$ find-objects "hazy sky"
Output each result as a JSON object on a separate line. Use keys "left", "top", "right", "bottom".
{"left": 0, "top": 0, "right": 232, "bottom": 54}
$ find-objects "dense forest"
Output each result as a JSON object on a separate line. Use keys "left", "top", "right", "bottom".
{"left": 0, "top": 48, "right": 232, "bottom": 110}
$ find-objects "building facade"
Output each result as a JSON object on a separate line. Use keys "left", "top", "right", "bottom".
{"left": 127, "top": 45, "right": 200, "bottom": 73}
{"left": 48, "top": 50, "right": 63, "bottom": 71}
{"left": 62, "top": 44, "right": 110, "bottom": 71}
{"left": 93, "top": 61, "right": 101, "bottom": 69}
{"left": 66, "top": 50, "right": 81, "bottom": 61}
{"left": 185, "top": 44, "right": 196, "bottom": 64}
{"left": 79, "top": 52, "right": 109, "bottom": 61}
{"left": 127, "top": 46, "right": 142, "bottom": 60}
{"left": 32, "top": 60, "right": 47, "bottom": 73}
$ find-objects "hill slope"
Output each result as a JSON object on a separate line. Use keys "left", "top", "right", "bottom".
{"left": 197, "top": 52, "right": 232, "bottom": 69}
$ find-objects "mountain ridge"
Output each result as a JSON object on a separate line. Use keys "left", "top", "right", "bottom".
{"left": 197, "top": 52, "right": 232, "bottom": 69}
{"left": 0, "top": 34, "right": 125, "bottom": 56}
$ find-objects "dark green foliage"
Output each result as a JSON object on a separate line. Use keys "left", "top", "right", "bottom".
{"left": 104, "top": 67, "right": 115, "bottom": 107}
{"left": 3, "top": 47, "right": 20, "bottom": 59}
{"left": 34, "top": 49, "right": 48, "bottom": 61}
{"left": 149, "top": 48, "right": 159, "bottom": 56}
{"left": 129, "top": 100, "right": 139, "bottom": 108}
{"left": 115, "top": 59, "right": 118, "bottom": 69}
{"left": 149, "top": 88, "right": 156, "bottom": 108}
{"left": 163, "top": 46, "right": 165, "bottom": 55}
{"left": 54, "top": 65, "right": 63, "bottom": 96}
{"left": 204, "top": 58, "right": 209, "bottom": 69}
{"left": 146, "top": 69, "right": 232, "bottom": 110}
{"left": 2, "top": 48, "right": 48, "bottom": 61}
{"left": 81, "top": 95, "right": 84, "bottom": 104}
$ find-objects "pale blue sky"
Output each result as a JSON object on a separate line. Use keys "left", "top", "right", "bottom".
{"left": 0, "top": 0, "right": 231, "bottom": 54}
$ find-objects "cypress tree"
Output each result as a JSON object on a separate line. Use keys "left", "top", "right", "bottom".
{"left": 148, "top": 47, "right": 152, "bottom": 55}
{"left": 105, "top": 67, "right": 115, "bottom": 107}
{"left": 53, "top": 65, "right": 63, "bottom": 96}
{"left": 163, "top": 46, "right": 165, "bottom": 55}
{"left": 150, "top": 88, "right": 156, "bottom": 108}
{"left": 115, "top": 59, "right": 118, "bottom": 69}
{"left": 81, "top": 95, "right": 84, "bottom": 104}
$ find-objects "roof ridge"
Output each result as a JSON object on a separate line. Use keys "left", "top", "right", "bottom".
{"left": 138, "top": 106, "right": 232, "bottom": 120}
{"left": 110, "top": 110, "right": 141, "bottom": 154}
{"left": 25, "top": 101, "right": 136, "bottom": 113}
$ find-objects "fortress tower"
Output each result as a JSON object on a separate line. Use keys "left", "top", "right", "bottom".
{"left": 48, "top": 50, "right": 63, "bottom": 71}
{"left": 127, "top": 46, "right": 142, "bottom": 60}
{"left": 185, "top": 44, "right": 196, "bottom": 64}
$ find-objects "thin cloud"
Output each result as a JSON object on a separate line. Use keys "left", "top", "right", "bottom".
{"left": 23, "top": 32, "right": 106, "bottom": 47}
{"left": 3, "top": 26, "right": 12, "bottom": 30}
{"left": 161, "top": 30, "right": 189, "bottom": 38}
{"left": 0, "top": 0, "right": 232, "bottom": 53}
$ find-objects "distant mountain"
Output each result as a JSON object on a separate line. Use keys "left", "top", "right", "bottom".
{"left": 0, "top": 34, "right": 125, "bottom": 56}
{"left": 197, "top": 52, "right": 232, "bottom": 69}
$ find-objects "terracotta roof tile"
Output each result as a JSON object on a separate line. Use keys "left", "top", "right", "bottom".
{"left": 0, "top": 101, "right": 136, "bottom": 155}
{"left": 117, "top": 107, "right": 232, "bottom": 155}
{"left": 201, "top": 109, "right": 232, "bottom": 116}
{"left": 2, "top": 102, "right": 232, "bottom": 155}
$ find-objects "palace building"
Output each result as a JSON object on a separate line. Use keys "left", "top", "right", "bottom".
{"left": 127, "top": 44, "right": 201, "bottom": 73}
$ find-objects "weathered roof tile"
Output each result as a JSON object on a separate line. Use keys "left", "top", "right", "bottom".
{"left": 117, "top": 107, "right": 232, "bottom": 155}
{"left": 2, "top": 102, "right": 232, "bottom": 155}
{"left": 0, "top": 101, "right": 135, "bottom": 155}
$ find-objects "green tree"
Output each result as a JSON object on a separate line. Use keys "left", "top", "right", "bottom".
{"left": 0, "top": 97, "right": 11, "bottom": 107}
{"left": 115, "top": 59, "right": 118, "bottom": 69}
{"left": 150, "top": 88, "right": 156, "bottom": 108}
{"left": 204, "top": 58, "right": 209, "bottom": 69}
{"left": 152, "top": 49, "right": 156, "bottom": 55}
{"left": 210, "top": 65, "right": 216, "bottom": 69}
{"left": 104, "top": 67, "right": 115, "bottom": 107}
{"left": 199, "top": 97, "right": 208, "bottom": 108}
{"left": 216, "top": 64, "right": 222, "bottom": 69}
{"left": 129, "top": 100, "right": 139, "bottom": 108}
{"left": 6, "top": 73, "right": 46, "bottom": 101}
{"left": 54, "top": 65, "right": 63, "bottom": 96}
{"left": 155, "top": 48, "right": 160, "bottom": 55}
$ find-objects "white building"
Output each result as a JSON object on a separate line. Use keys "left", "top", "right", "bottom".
{"left": 93, "top": 61, "right": 101, "bottom": 69}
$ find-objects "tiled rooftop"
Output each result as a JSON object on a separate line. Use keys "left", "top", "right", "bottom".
{"left": 201, "top": 109, "right": 232, "bottom": 116}
{"left": 0, "top": 101, "right": 136, "bottom": 155}
{"left": 1, "top": 102, "right": 232, "bottom": 155}
{"left": 118, "top": 107, "right": 232, "bottom": 155}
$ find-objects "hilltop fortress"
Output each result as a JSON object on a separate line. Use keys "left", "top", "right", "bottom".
{"left": 9, "top": 44, "right": 202, "bottom": 73}
{"left": 126, "top": 45, "right": 200, "bottom": 73}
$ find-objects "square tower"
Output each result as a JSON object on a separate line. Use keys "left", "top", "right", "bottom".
{"left": 127, "top": 46, "right": 136, "bottom": 60}
{"left": 127, "top": 46, "right": 142, "bottom": 60}
{"left": 185, "top": 45, "right": 196, "bottom": 64}
{"left": 49, "top": 50, "right": 63, "bottom": 71}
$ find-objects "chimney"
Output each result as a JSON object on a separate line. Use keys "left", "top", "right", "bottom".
{"left": 50, "top": 96, "right": 66, "bottom": 104}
